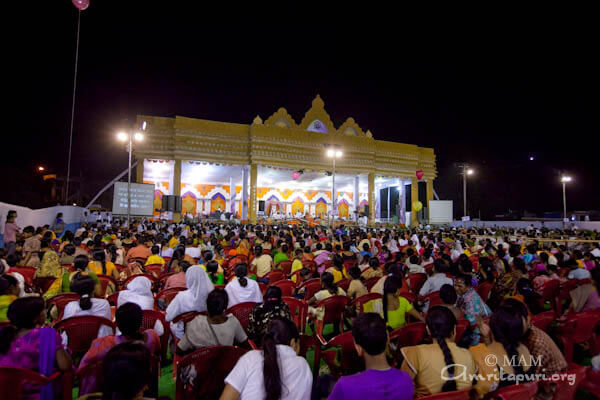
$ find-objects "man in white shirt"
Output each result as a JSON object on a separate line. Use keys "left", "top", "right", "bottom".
{"left": 419, "top": 259, "right": 453, "bottom": 296}
{"left": 591, "top": 243, "right": 600, "bottom": 258}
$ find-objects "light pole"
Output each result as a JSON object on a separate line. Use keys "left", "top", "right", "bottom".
{"left": 459, "top": 165, "right": 474, "bottom": 220}
{"left": 117, "top": 123, "right": 145, "bottom": 228}
{"left": 326, "top": 145, "right": 343, "bottom": 227}
{"left": 561, "top": 175, "right": 571, "bottom": 228}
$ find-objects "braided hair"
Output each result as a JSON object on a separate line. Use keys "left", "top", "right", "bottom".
{"left": 426, "top": 306, "right": 458, "bottom": 392}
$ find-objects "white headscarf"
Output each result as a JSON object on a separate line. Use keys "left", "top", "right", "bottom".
{"left": 165, "top": 266, "right": 214, "bottom": 322}
{"left": 9, "top": 272, "right": 26, "bottom": 298}
{"left": 118, "top": 276, "right": 154, "bottom": 310}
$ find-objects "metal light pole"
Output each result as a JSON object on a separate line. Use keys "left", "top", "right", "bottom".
{"left": 326, "top": 146, "right": 342, "bottom": 227}
{"left": 117, "top": 123, "right": 145, "bottom": 228}
{"left": 561, "top": 176, "right": 571, "bottom": 228}
{"left": 459, "top": 165, "right": 474, "bottom": 225}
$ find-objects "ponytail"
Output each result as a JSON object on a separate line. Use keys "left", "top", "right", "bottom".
{"left": 426, "top": 306, "right": 458, "bottom": 392}
{"left": 437, "top": 335, "right": 457, "bottom": 392}
{"left": 71, "top": 274, "right": 95, "bottom": 310}
{"left": 383, "top": 275, "right": 403, "bottom": 325}
{"left": 262, "top": 333, "right": 282, "bottom": 400}
{"left": 80, "top": 294, "right": 92, "bottom": 311}
{"left": 235, "top": 263, "right": 248, "bottom": 287}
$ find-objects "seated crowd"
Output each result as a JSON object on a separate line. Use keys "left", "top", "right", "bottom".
{"left": 0, "top": 219, "right": 599, "bottom": 400}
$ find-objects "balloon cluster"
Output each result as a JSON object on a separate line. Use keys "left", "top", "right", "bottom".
{"left": 72, "top": 0, "right": 90, "bottom": 10}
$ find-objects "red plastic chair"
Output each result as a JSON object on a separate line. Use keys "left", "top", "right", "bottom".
{"left": 123, "top": 273, "right": 158, "bottom": 288}
{"left": 455, "top": 319, "right": 470, "bottom": 344}
{"left": 313, "top": 295, "right": 349, "bottom": 345}
{"left": 289, "top": 270, "right": 307, "bottom": 287}
{"left": 299, "top": 278, "right": 322, "bottom": 300}
{"left": 172, "top": 311, "right": 202, "bottom": 325}
{"left": 531, "top": 310, "right": 556, "bottom": 331}
{"left": 175, "top": 346, "right": 247, "bottom": 400}
{"left": 298, "top": 334, "right": 321, "bottom": 380}
{"left": 282, "top": 297, "right": 308, "bottom": 333}
{"left": 556, "top": 310, "right": 600, "bottom": 362}
{"left": 556, "top": 279, "right": 578, "bottom": 314}
{"left": 258, "top": 282, "right": 267, "bottom": 295}
{"left": 350, "top": 292, "right": 382, "bottom": 314}
{"left": 145, "top": 264, "right": 164, "bottom": 276}
{"left": 271, "top": 280, "right": 295, "bottom": 297}
{"left": 336, "top": 278, "right": 351, "bottom": 293}
{"left": 54, "top": 315, "right": 115, "bottom": 362}
{"left": 418, "top": 389, "right": 472, "bottom": 400}
{"left": 33, "top": 276, "right": 57, "bottom": 294}
{"left": 580, "top": 367, "right": 600, "bottom": 399}
{"left": 389, "top": 322, "right": 428, "bottom": 366}
{"left": 407, "top": 273, "right": 427, "bottom": 294}
{"left": 47, "top": 293, "right": 80, "bottom": 320}
{"left": 154, "top": 287, "right": 187, "bottom": 309}
{"left": 8, "top": 266, "right": 36, "bottom": 285}
{"left": 265, "top": 269, "right": 285, "bottom": 283}
{"left": 343, "top": 258, "right": 357, "bottom": 270}
{"left": 0, "top": 367, "right": 73, "bottom": 400}
{"left": 106, "top": 292, "right": 119, "bottom": 306}
{"left": 539, "top": 279, "right": 561, "bottom": 312}
{"left": 302, "top": 260, "right": 317, "bottom": 272}
{"left": 553, "top": 363, "right": 588, "bottom": 400}
{"left": 276, "top": 260, "right": 293, "bottom": 275}
{"left": 424, "top": 263, "right": 434, "bottom": 275}
{"left": 423, "top": 291, "right": 443, "bottom": 307}
{"left": 364, "top": 277, "right": 380, "bottom": 291}
{"left": 476, "top": 280, "right": 494, "bottom": 302}
{"left": 158, "top": 272, "right": 178, "bottom": 288}
{"left": 226, "top": 302, "right": 257, "bottom": 334}
{"left": 400, "top": 292, "right": 417, "bottom": 304}
{"left": 97, "top": 274, "right": 119, "bottom": 297}
{"left": 141, "top": 309, "right": 171, "bottom": 363}
{"left": 489, "top": 381, "right": 538, "bottom": 400}
{"left": 320, "top": 331, "right": 364, "bottom": 378}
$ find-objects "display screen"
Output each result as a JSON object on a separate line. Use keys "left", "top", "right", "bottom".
{"left": 112, "top": 182, "right": 155, "bottom": 216}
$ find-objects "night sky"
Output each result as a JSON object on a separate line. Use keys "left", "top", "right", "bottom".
{"left": 5, "top": 2, "right": 598, "bottom": 218}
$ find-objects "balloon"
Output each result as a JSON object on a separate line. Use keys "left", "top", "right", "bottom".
{"left": 412, "top": 201, "right": 423, "bottom": 212}
{"left": 292, "top": 171, "right": 300, "bottom": 180}
{"left": 416, "top": 170, "right": 424, "bottom": 180}
{"left": 72, "top": 0, "right": 90, "bottom": 10}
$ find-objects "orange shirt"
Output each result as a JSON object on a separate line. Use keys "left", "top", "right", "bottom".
{"left": 126, "top": 245, "right": 152, "bottom": 261}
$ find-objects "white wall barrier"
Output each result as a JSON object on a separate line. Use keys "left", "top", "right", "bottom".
{"left": 450, "top": 220, "right": 600, "bottom": 231}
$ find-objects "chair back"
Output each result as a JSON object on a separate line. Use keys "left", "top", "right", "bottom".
{"left": 540, "top": 279, "right": 561, "bottom": 311}
{"left": 298, "top": 334, "right": 320, "bottom": 380}
{"left": 400, "top": 292, "right": 417, "bottom": 303}
{"left": 476, "top": 281, "right": 494, "bottom": 302}
{"left": 455, "top": 319, "right": 470, "bottom": 344}
{"left": 107, "top": 292, "right": 119, "bottom": 306}
{"left": 553, "top": 363, "right": 587, "bottom": 400}
{"left": 226, "top": 302, "right": 257, "bottom": 334}
{"left": 531, "top": 310, "right": 556, "bottom": 331}
{"left": 491, "top": 381, "right": 538, "bottom": 400}
{"left": 145, "top": 264, "right": 163, "bottom": 275}
{"left": 33, "top": 277, "right": 57, "bottom": 294}
{"left": 350, "top": 292, "right": 382, "bottom": 314}
{"left": 97, "top": 274, "right": 119, "bottom": 297}
{"left": 316, "top": 295, "right": 349, "bottom": 325}
{"left": 418, "top": 389, "right": 473, "bottom": 400}
{"left": 0, "top": 367, "right": 72, "bottom": 400}
{"left": 389, "top": 321, "right": 428, "bottom": 365}
{"left": 8, "top": 266, "right": 36, "bottom": 285}
{"left": 272, "top": 280, "right": 295, "bottom": 297}
{"left": 47, "top": 293, "right": 80, "bottom": 320}
{"left": 141, "top": 309, "right": 171, "bottom": 363}
{"left": 300, "top": 278, "right": 322, "bottom": 300}
{"left": 336, "top": 278, "right": 351, "bottom": 292}
{"left": 277, "top": 260, "right": 293, "bottom": 275}
{"left": 423, "top": 291, "right": 443, "bottom": 307}
{"left": 172, "top": 311, "right": 203, "bottom": 325}
{"left": 54, "top": 315, "right": 115, "bottom": 361}
{"left": 155, "top": 287, "right": 187, "bottom": 309}
{"left": 122, "top": 273, "right": 158, "bottom": 289}
{"left": 265, "top": 269, "right": 285, "bottom": 283}
{"left": 322, "top": 331, "right": 364, "bottom": 377}
{"left": 282, "top": 297, "right": 308, "bottom": 333}
{"left": 302, "top": 260, "right": 317, "bottom": 272}
{"left": 407, "top": 273, "right": 427, "bottom": 294}
{"left": 364, "top": 277, "right": 380, "bottom": 291}
{"left": 176, "top": 346, "right": 247, "bottom": 400}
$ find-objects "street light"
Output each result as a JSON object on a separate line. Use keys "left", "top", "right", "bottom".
{"left": 561, "top": 175, "right": 572, "bottom": 227}
{"left": 37, "top": 166, "right": 45, "bottom": 172}
{"left": 326, "top": 145, "right": 343, "bottom": 227}
{"left": 459, "top": 165, "right": 474, "bottom": 220}
{"left": 117, "top": 123, "right": 145, "bottom": 228}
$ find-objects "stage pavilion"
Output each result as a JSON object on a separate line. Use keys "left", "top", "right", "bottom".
{"left": 133, "top": 95, "right": 437, "bottom": 226}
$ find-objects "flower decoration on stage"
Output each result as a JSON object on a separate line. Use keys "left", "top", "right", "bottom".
{"left": 72, "top": 0, "right": 90, "bottom": 10}
{"left": 412, "top": 201, "right": 423, "bottom": 212}
{"left": 416, "top": 170, "right": 424, "bottom": 180}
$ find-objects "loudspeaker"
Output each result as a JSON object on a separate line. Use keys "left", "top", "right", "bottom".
{"left": 258, "top": 200, "right": 265, "bottom": 212}
{"left": 364, "top": 205, "right": 369, "bottom": 215}
{"left": 161, "top": 195, "right": 182, "bottom": 212}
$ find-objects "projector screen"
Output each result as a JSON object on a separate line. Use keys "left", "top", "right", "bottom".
{"left": 112, "top": 182, "right": 155, "bottom": 216}
{"left": 429, "top": 200, "right": 453, "bottom": 224}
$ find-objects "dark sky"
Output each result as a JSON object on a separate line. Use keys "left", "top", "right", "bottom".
{"left": 5, "top": 2, "right": 598, "bottom": 218}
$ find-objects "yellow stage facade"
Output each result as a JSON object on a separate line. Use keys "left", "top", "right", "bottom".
{"left": 134, "top": 96, "right": 437, "bottom": 225}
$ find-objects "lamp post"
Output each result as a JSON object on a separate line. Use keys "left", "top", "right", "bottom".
{"left": 561, "top": 175, "right": 572, "bottom": 228}
{"left": 117, "top": 123, "right": 145, "bottom": 228}
{"left": 459, "top": 165, "right": 474, "bottom": 222}
{"left": 326, "top": 145, "right": 343, "bottom": 227}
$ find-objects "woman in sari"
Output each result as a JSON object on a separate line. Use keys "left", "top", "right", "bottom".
{"left": 0, "top": 297, "right": 72, "bottom": 400}
{"left": 566, "top": 268, "right": 600, "bottom": 313}
{"left": 34, "top": 252, "right": 65, "bottom": 279}
{"left": 43, "top": 255, "right": 101, "bottom": 303}
{"left": 0, "top": 275, "right": 20, "bottom": 322}
{"left": 77, "top": 303, "right": 160, "bottom": 396}
{"left": 235, "top": 232, "right": 250, "bottom": 257}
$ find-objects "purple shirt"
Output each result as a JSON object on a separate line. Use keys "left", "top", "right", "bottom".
{"left": 3, "top": 222, "right": 20, "bottom": 243}
{"left": 328, "top": 368, "right": 414, "bottom": 400}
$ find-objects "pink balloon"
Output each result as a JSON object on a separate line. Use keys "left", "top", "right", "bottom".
{"left": 72, "top": 0, "right": 90, "bottom": 11}
{"left": 292, "top": 171, "right": 300, "bottom": 180}
{"left": 416, "top": 170, "right": 424, "bottom": 180}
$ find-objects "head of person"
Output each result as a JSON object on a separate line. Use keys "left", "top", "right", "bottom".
{"left": 70, "top": 273, "right": 96, "bottom": 311}
{"left": 426, "top": 306, "right": 458, "bottom": 392}
{"left": 440, "top": 283, "right": 457, "bottom": 305}
{"left": 102, "top": 342, "right": 152, "bottom": 400}
{"left": 332, "top": 254, "right": 344, "bottom": 270}
{"left": 320, "top": 272, "right": 337, "bottom": 295}
{"left": 235, "top": 263, "right": 249, "bottom": 287}
{"left": 352, "top": 313, "right": 388, "bottom": 358}
{"left": 254, "top": 245, "right": 263, "bottom": 255}
{"left": 264, "top": 286, "right": 282, "bottom": 304}
{"left": 502, "top": 298, "right": 531, "bottom": 335}
{"left": 0, "top": 297, "right": 46, "bottom": 354}
{"left": 362, "top": 243, "right": 370, "bottom": 252}
{"left": 22, "top": 225, "right": 35, "bottom": 238}
{"left": 512, "top": 257, "right": 527, "bottom": 274}
{"left": 489, "top": 304, "right": 526, "bottom": 374}
{"left": 294, "top": 248, "right": 303, "bottom": 259}
{"left": 382, "top": 275, "right": 403, "bottom": 325}
{"left": 349, "top": 266, "right": 362, "bottom": 280}
{"left": 206, "top": 289, "right": 229, "bottom": 317}
{"left": 433, "top": 258, "right": 446, "bottom": 274}
{"left": 409, "top": 255, "right": 420, "bottom": 265}
{"left": 453, "top": 273, "right": 472, "bottom": 295}
{"left": 151, "top": 245, "right": 159, "bottom": 255}
{"left": 262, "top": 318, "right": 300, "bottom": 400}
{"left": 368, "top": 257, "right": 380, "bottom": 271}
{"left": 0, "top": 275, "right": 19, "bottom": 297}
{"left": 115, "top": 302, "right": 143, "bottom": 340}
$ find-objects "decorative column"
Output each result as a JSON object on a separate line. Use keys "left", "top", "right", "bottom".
{"left": 241, "top": 166, "right": 249, "bottom": 221}
{"left": 411, "top": 176, "right": 418, "bottom": 227}
{"left": 136, "top": 159, "right": 144, "bottom": 183}
{"left": 399, "top": 182, "right": 406, "bottom": 225}
{"left": 354, "top": 175, "right": 359, "bottom": 221}
{"left": 229, "top": 176, "right": 235, "bottom": 215}
{"left": 249, "top": 163, "right": 258, "bottom": 224}
{"left": 426, "top": 179, "right": 434, "bottom": 223}
{"left": 368, "top": 172, "right": 375, "bottom": 225}
{"left": 173, "top": 159, "right": 182, "bottom": 222}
